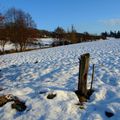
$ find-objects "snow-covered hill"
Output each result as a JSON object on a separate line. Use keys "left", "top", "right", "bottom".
{"left": 0, "top": 39, "right": 120, "bottom": 120}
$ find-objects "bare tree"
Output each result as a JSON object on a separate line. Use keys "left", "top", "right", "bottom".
{"left": 69, "top": 25, "right": 78, "bottom": 44}
{"left": 5, "top": 8, "right": 19, "bottom": 51}
{"left": 4, "top": 8, "right": 37, "bottom": 51}
{"left": 0, "top": 13, "right": 8, "bottom": 52}
{"left": 54, "top": 26, "right": 66, "bottom": 45}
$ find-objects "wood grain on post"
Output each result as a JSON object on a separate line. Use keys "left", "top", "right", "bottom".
{"left": 90, "top": 64, "right": 95, "bottom": 90}
{"left": 78, "top": 53, "right": 90, "bottom": 97}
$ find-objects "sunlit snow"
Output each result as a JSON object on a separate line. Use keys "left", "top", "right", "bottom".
{"left": 0, "top": 38, "right": 120, "bottom": 120}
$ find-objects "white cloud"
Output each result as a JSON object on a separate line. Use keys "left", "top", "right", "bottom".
{"left": 100, "top": 19, "right": 120, "bottom": 26}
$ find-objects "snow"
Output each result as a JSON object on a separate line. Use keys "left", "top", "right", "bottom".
{"left": 0, "top": 42, "right": 15, "bottom": 51}
{"left": 0, "top": 38, "right": 120, "bottom": 119}
{"left": 0, "top": 38, "right": 54, "bottom": 51}
{"left": 36, "top": 38, "right": 54, "bottom": 45}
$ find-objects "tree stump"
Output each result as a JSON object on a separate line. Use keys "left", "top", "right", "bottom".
{"left": 78, "top": 53, "right": 90, "bottom": 97}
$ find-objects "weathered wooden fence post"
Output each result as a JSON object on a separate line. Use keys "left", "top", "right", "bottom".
{"left": 78, "top": 53, "right": 90, "bottom": 97}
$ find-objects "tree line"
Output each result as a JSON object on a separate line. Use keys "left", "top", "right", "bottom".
{"left": 0, "top": 7, "right": 106, "bottom": 54}
{"left": 50, "top": 26, "right": 106, "bottom": 46}
{"left": 101, "top": 31, "right": 120, "bottom": 38}
{"left": 38, "top": 26, "right": 106, "bottom": 47}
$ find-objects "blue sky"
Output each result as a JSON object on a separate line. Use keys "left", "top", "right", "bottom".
{"left": 0, "top": 0, "right": 120, "bottom": 34}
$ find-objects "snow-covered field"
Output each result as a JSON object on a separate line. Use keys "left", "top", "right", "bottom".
{"left": 35, "top": 38, "right": 54, "bottom": 45}
{"left": 0, "top": 38, "right": 120, "bottom": 120}
{"left": 0, "top": 38, "right": 54, "bottom": 51}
